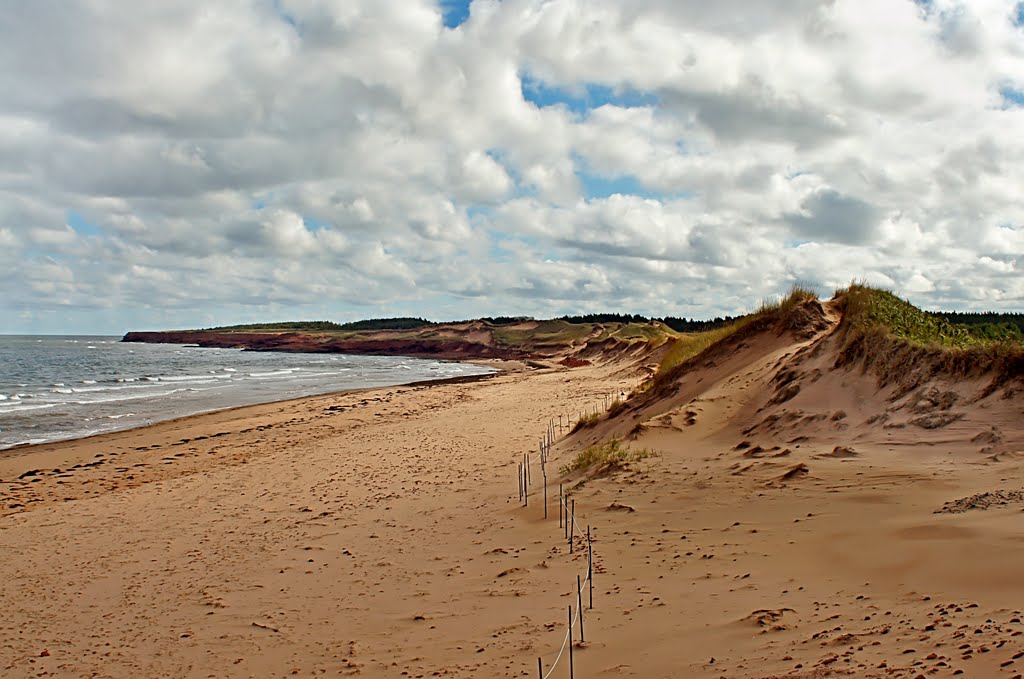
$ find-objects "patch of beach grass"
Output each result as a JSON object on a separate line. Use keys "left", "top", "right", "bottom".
{"left": 842, "top": 284, "right": 1020, "bottom": 349}
{"left": 560, "top": 439, "right": 656, "bottom": 476}
{"left": 570, "top": 411, "right": 602, "bottom": 433}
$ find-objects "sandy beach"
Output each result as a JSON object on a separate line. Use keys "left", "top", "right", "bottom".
{"left": 2, "top": 327, "right": 1023, "bottom": 678}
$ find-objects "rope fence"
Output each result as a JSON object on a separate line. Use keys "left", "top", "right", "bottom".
{"left": 515, "top": 387, "right": 631, "bottom": 678}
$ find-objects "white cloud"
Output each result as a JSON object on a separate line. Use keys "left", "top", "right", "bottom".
{"left": 2, "top": 0, "right": 1024, "bottom": 333}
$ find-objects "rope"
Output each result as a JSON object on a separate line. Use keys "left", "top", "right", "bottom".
{"left": 537, "top": 493, "right": 592, "bottom": 678}
{"left": 521, "top": 407, "right": 607, "bottom": 678}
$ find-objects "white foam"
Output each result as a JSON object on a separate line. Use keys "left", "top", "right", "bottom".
{"left": 74, "top": 389, "right": 187, "bottom": 404}
{"left": 247, "top": 370, "right": 297, "bottom": 378}
{"left": 157, "top": 374, "right": 219, "bottom": 383}
{"left": 0, "top": 403, "right": 57, "bottom": 412}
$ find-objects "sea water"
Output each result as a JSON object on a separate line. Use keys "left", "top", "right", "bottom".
{"left": 0, "top": 335, "right": 495, "bottom": 450}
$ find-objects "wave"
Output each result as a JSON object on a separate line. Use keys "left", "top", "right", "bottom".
{"left": 0, "top": 402, "right": 59, "bottom": 413}
{"left": 146, "top": 374, "right": 224, "bottom": 383}
{"left": 73, "top": 388, "right": 197, "bottom": 405}
{"left": 246, "top": 369, "right": 298, "bottom": 378}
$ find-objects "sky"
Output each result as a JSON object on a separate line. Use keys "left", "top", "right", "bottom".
{"left": 2, "top": 0, "right": 1024, "bottom": 334}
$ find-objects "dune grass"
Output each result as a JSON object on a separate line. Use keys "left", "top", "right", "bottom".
{"left": 560, "top": 439, "right": 656, "bottom": 476}
{"left": 491, "top": 320, "right": 594, "bottom": 349}
{"left": 654, "top": 285, "right": 820, "bottom": 379}
{"left": 755, "top": 284, "right": 819, "bottom": 315}
{"left": 841, "top": 285, "right": 1020, "bottom": 349}
{"left": 570, "top": 411, "right": 602, "bottom": 433}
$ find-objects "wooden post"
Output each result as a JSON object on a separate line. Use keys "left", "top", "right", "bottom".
{"left": 537, "top": 657, "right": 542, "bottom": 679}
{"left": 518, "top": 463, "right": 522, "bottom": 501}
{"left": 578, "top": 574, "right": 585, "bottom": 642}
{"left": 567, "top": 497, "right": 572, "bottom": 541}
{"left": 570, "top": 499, "right": 575, "bottom": 551}
{"left": 568, "top": 606, "right": 574, "bottom": 679}
{"left": 588, "top": 525, "right": 593, "bottom": 609}
{"left": 558, "top": 484, "right": 563, "bottom": 528}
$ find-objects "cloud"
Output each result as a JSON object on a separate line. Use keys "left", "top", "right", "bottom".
{"left": 2, "top": 0, "right": 1024, "bottom": 333}
{"left": 785, "top": 188, "right": 883, "bottom": 245}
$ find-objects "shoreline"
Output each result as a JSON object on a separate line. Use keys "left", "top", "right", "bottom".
{"left": 0, "top": 358, "right": 515, "bottom": 467}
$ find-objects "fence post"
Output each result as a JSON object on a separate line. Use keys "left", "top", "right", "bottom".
{"left": 524, "top": 465, "right": 528, "bottom": 506}
{"left": 567, "top": 497, "right": 572, "bottom": 541}
{"left": 558, "top": 484, "right": 563, "bottom": 528}
{"left": 570, "top": 499, "right": 575, "bottom": 552}
{"left": 588, "top": 525, "right": 593, "bottom": 609}
{"left": 578, "top": 574, "right": 585, "bottom": 643}
{"left": 568, "top": 606, "right": 574, "bottom": 679}
{"left": 543, "top": 471, "right": 548, "bottom": 519}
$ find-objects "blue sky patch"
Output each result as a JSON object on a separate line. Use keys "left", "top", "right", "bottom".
{"left": 521, "top": 73, "right": 657, "bottom": 116}
{"left": 67, "top": 210, "right": 103, "bottom": 236}
{"left": 439, "top": 0, "right": 471, "bottom": 28}
{"left": 272, "top": 0, "right": 301, "bottom": 33}
{"left": 302, "top": 216, "right": 330, "bottom": 232}
{"left": 1001, "top": 86, "right": 1024, "bottom": 107}
{"left": 573, "top": 154, "right": 688, "bottom": 201}
{"left": 578, "top": 171, "right": 662, "bottom": 200}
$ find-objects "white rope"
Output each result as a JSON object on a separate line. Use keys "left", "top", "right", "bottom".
{"left": 542, "top": 560, "right": 591, "bottom": 679}
{"left": 524, "top": 408, "right": 611, "bottom": 677}
{"left": 537, "top": 494, "right": 593, "bottom": 678}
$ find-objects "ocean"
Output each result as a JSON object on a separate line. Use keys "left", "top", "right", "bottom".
{"left": 0, "top": 335, "right": 495, "bottom": 451}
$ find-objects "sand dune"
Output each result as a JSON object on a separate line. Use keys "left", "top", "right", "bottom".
{"left": 2, "top": 298, "right": 1023, "bottom": 677}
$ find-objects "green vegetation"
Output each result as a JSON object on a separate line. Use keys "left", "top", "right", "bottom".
{"left": 558, "top": 312, "right": 738, "bottom": 333}
{"left": 655, "top": 286, "right": 820, "bottom": 379}
{"left": 201, "top": 320, "right": 347, "bottom": 332}
{"left": 607, "top": 397, "right": 627, "bottom": 418}
{"left": 201, "top": 318, "right": 436, "bottom": 333}
{"left": 336, "top": 317, "right": 435, "bottom": 331}
{"left": 843, "top": 285, "right": 1022, "bottom": 348}
{"left": 559, "top": 439, "right": 656, "bottom": 476}
{"left": 478, "top": 316, "right": 534, "bottom": 326}
{"left": 492, "top": 320, "right": 595, "bottom": 349}
{"left": 656, "top": 322, "right": 747, "bottom": 376}
{"left": 755, "top": 284, "right": 819, "bottom": 315}
{"left": 570, "top": 411, "right": 602, "bottom": 433}
{"left": 928, "top": 311, "right": 1024, "bottom": 341}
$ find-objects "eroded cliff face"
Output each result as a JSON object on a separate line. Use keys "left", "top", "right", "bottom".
{"left": 121, "top": 331, "right": 529, "bottom": 360}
